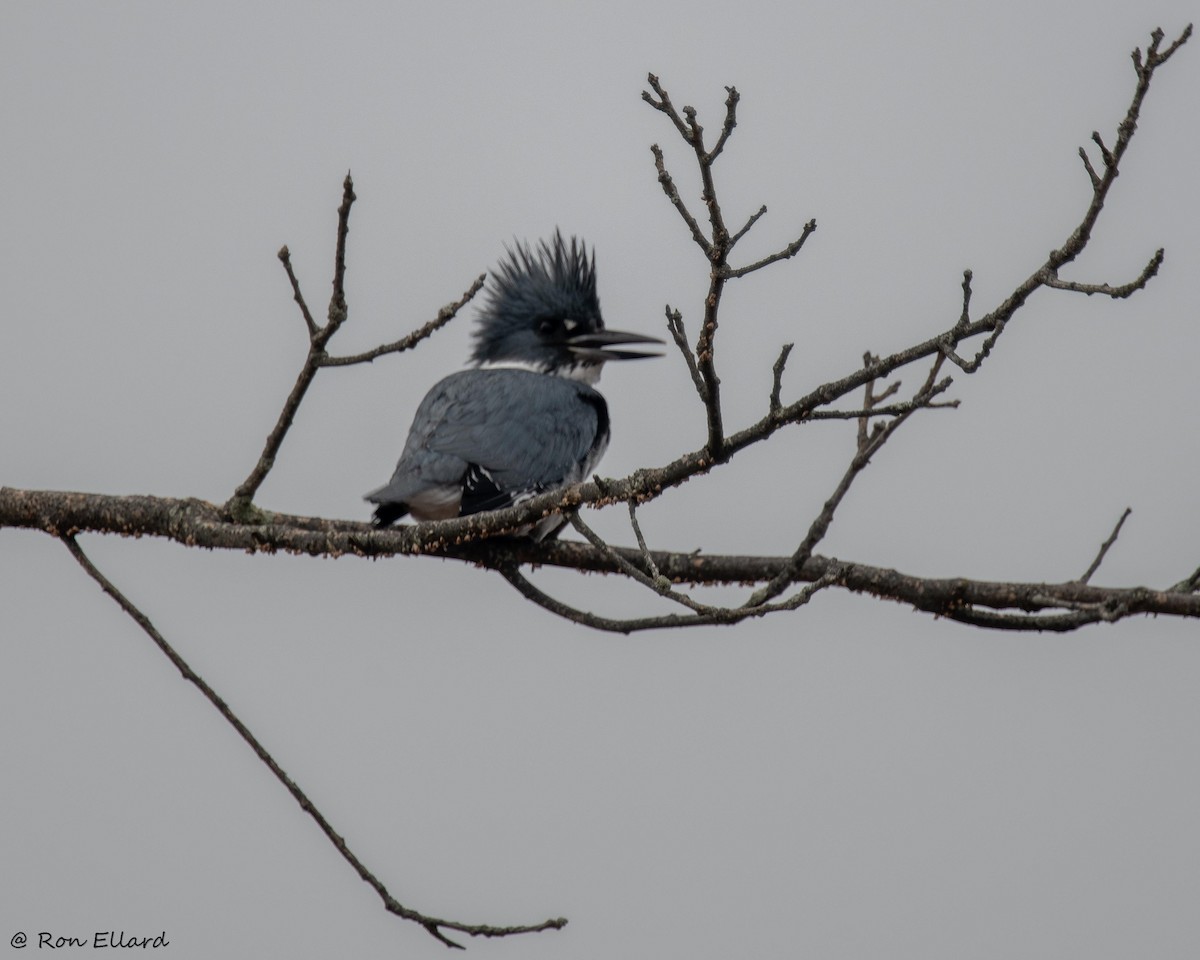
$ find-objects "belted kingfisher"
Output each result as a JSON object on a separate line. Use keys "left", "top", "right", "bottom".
{"left": 365, "top": 232, "right": 661, "bottom": 538}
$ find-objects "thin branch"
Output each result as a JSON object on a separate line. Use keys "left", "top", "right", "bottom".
{"left": 665, "top": 306, "right": 707, "bottom": 401}
{"left": 1040, "top": 248, "right": 1164, "bottom": 299}
{"left": 1171, "top": 565, "right": 1200, "bottom": 594}
{"left": 729, "top": 204, "right": 767, "bottom": 249}
{"left": 957, "top": 269, "right": 973, "bottom": 329}
{"left": 228, "top": 178, "right": 361, "bottom": 514}
{"left": 1091, "top": 130, "right": 1115, "bottom": 168}
{"left": 807, "top": 399, "right": 959, "bottom": 420}
{"left": 228, "top": 179, "right": 477, "bottom": 516}
{"left": 748, "top": 360, "right": 952, "bottom": 608}
{"left": 769, "top": 343, "right": 794, "bottom": 414}
{"left": 279, "top": 245, "right": 319, "bottom": 337}
{"left": 943, "top": 605, "right": 1109, "bottom": 632}
{"left": 705, "top": 85, "right": 740, "bottom": 163}
{"left": 938, "top": 315, "right": 1009, "bottom": 373}
{"left": 568, "top": 510, "right": 711, "bottom": 613}
{"left": 645, "top": 75, "right": 739, "bottom": 457}
{"left": 499, "top": 562, "right": 840, "bottom": 634}
{"left": 649, "top": 144, "right": 711, "bottom": 255}
{"left": 59, "top": 534, "right": 565, "bottom": 949}
{"left": 227, "top": 347, "right": 325, "bottom": 516}
{"left": 1078, "top": 147, "right": 1102, "bottom": 192}
{"left": 857, "top": 353, "right": 877, "bottom": 451}
{"left": 320, "top": 173, "right": 356, "bottom": 342}
{"left": 321, "top": 275, "right": 486, "bottom": 367}
{"left": 642, "top": 73, "right": 695, "bottom": 145}
{"left": 722, "top": 219, "right": 818, "bottom": 279}
{"left": 627, "top": 500, "right": 662, "bottom": 582}
{"left": 1046, "top": 25, "right": 1191, "bottom": 274}
{"left": 1079, "top": 507, "right": 1133, "bottom": 584}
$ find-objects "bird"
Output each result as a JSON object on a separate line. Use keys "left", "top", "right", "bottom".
{"left": 365, "top": 231, "right": 661, "bottom": 539}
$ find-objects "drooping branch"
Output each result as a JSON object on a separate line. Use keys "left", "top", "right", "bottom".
{"left": 60, "top": 534, "right": 565, "bottom": 948}
{"left": 499, "top": 560, "right": 842, "bottom": 634}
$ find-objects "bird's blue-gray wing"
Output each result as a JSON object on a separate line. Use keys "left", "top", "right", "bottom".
{"left": 365, "top": 369, "right": 605, "bottom": 518}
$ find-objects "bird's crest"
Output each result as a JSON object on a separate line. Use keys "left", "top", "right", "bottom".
{"left": 470, "top": 230, "right": 603, "bottom": 367}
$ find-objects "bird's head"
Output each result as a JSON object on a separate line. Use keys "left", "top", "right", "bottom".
{"left": 470, "top": 231, "right": 661, "bottom": 382}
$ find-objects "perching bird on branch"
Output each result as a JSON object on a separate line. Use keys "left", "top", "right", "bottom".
{"left": 366, "top": 232, "right": 661, "bottom": 539}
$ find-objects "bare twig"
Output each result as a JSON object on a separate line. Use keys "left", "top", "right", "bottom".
{"left": 1078, "top": 147, "right": 1102, "bottom": 191}
{"left": 1041, "top": 248, "right": 1164, "bottom": 299}
{"left": 706, "top": 85, "right": 740, "bottom": 163}
{"left": 1079, "top": 507, "right": 1133, "bottom": 583}
{"left": 642, "top": 73, "right": 695, "bottom": 145}
{"left": 568, "top": 510, "right": 711, "bottom": 613}
{"left": 627, "top": 500, "right": 662, "bottom": 582}
{"left": 59, "top": 534, "right": 565, "bottom": 949}
{"left": 748, "top": 358, "right": 953, "bottom": 608}
{"left": 722, "top": 219, "right": 818, "bottom": 279}
{"left": 730, "top": 204, "right": 768, "bottom": 249}
{"left": 943, "top": 606, "right": 1110, "bottom": 632}
{"left": 1171, "top": 566, "right": 1200, "bottom": 593}
{"left": 649, "top": 144, "right": 711, "bottom": 255}
{"left": 320, "top": 275, "right": 486, "bottom": 367}
{"left": 769, "top": 343, "right": 794, "bottom": 414}
{"left": 957, "top": 269, "right": 973, "bottom": 329}
{"left": 499, "top": 561, "right": 841, "bottom": 634}
{"left": 808, "top": 399, "right": 959, "bottom": 420}
{"left": 322, "top": 173, "right": 356, "bottom": 339}
{"left": 279, "top": 245, "right": 319, "bottom": 337}
{"left": 665, "top": 306, "right": 707, "bottom": 401}
{"left": 857, "top": 353, "right": 877, "bottom": 451}
{"left": 227, "top": 177, "right": 478, "bottom": 517}
{"left": 645, "top": 75, "right": 748, "bottom": 459}
{"left": 1091, "top": 130, "right": 1115, "bottom": 168}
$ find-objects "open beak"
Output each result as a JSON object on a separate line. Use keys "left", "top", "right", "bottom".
{"left": 566, "top": 328, "right": 664, "bottom": 363}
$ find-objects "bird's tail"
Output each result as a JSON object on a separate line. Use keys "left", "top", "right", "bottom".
{"left": 370, "top": 502, "right": 409, "bottom": 527}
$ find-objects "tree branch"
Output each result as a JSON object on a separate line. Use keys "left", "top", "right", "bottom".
{"left": 226, "top": 175, "right": 480, "bottom": 519}
{"left": 721, "top": 219, "right": 818, "bottom": 279}
{"left": 665, "top": 306, "right": 707, "bottom": 401}
{"left": 2, "top": 27, "right": 1193, "bottom": 643}
{"left": 1040, "top": 248, "right": 1164, "bottom": 299}
{"left": 319, "top": 274, "right": 486, "bottom": 367}
{"left": 1078, "top": 507, "right": 1133, "bottom": 584}
{"left": 648, "top": 143, "right": 711, "bottom": 255}
{"left": 59, "top": 534, "right": 565, "bottom": 949}
{"left": 7, "top": 488, "right": 1199, "bottom": 628}
{"left": 748, "top": 357, "right": 953, "bottom": 608}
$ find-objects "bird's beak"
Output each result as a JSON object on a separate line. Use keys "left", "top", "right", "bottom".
{"left": 566, "top": 328, "right": 664, "bottom": 362}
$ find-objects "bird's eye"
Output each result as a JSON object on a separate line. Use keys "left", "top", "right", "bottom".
{"left": 538, "top": 317, "right": 578, "bottom": 336}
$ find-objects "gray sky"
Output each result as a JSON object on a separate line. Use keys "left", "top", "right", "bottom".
{"left": 3, "top": 2, "right": 1199, "bottom": 957}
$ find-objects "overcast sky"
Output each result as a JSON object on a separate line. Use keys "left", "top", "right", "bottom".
{"left": 3, "top": 2, "right": 1199, "bottom": 958}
